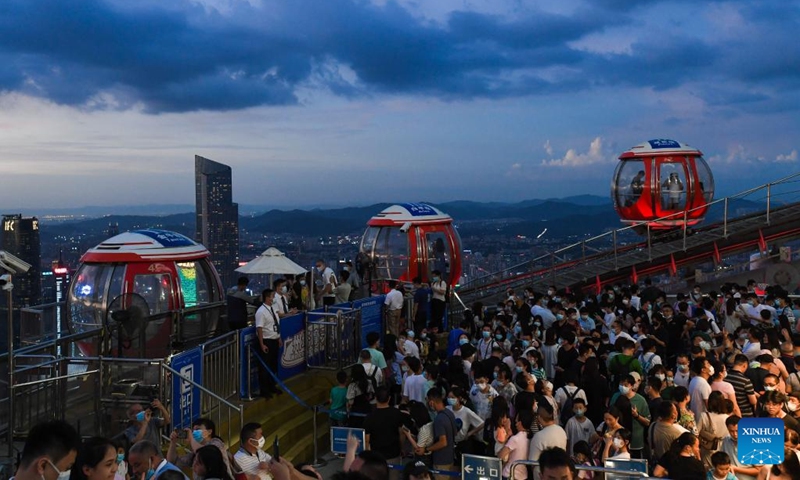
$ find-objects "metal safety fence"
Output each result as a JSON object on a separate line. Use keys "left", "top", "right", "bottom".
{"left": 305, "top": 308, "right": 361, "bottom": 371}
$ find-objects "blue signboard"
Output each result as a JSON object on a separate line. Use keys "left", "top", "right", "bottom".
{"left": 239, "top": 326, "right": 261, "bottom": 398}
{"left": 739, "top": 418, "right": 784, "bottom": 465}
{"left": 171, "top": 347, "right": 203, "bottom": 429}
{"left": 330, "top": 427, "right": 365, "bottom": 455}
{"left": 647, "top": 139, "right": 681, "bottom": 149}
{"left": 353, "top": 296, "right": 384, "bottom": 349}
{"left": 400, "top": 203, "right": 438, "bottom": 217}
{"left": 279, "top": 313, "right": 307, "bottom": 380}
{"left": 134, "top": 229, "right": 196, "bottom": 247}
{"left": 462, "top": 454, "right": 502, "bottom": 480}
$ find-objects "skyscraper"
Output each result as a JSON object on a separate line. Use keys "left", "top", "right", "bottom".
{"left": 2, "top": 214, "right": 42, "bottom": 308}
{"left": 195, "top": 155, "right": 239, "bottom": 289}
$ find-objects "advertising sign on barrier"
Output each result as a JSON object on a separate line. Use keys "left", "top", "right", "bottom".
{"left": 171, "top": 347, "right": 203, "bottom": 429}
{"left": 239, "top": 326, "right": 260, "bottom": 398}
{"left": 279, "top": 313, "right": 306, "bottom": 380}
{"left": 330, "top": 427, "right": 365, "bottom": 455}
{"left": 353, "top": 296, "right": 384, "bottom": 349}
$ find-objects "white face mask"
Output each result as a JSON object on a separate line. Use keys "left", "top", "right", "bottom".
{"left": 612, "top": 438, "right": 624, "bottom": 449}
{"left": 250, "top": 436, "right": 266, "bottom": 449}
{"left": 46, "top": 459, "right": 72, "bottom": 480}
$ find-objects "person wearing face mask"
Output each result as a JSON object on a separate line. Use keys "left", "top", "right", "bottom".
{"left": 498, "top": 410, "right": 535, "bottom": 480}
{"left": 529, "top": 403, "right": 568, "bottom": 480}
{"left": 469, "top": 370, "right": 499, "bottom": 421}
{"left": 476, "top": 325, "right": 498, "bottom": 361}
{"left": 128, "top": 441, "right": 187, "bottom": 480}
{"left": 609, "top": 375, "right": 651, "bottom": 460}
{"left": 688, "top": 358, "right": 714, "bottom": 420}
{"left": 709, "top": 363, "right": 741, "bottom": 418}
{"left": 167, "top": 418, "right": 233, "bottom": 479}
{"left": 271, "top": 279, "right": 298, "bottom": 319}
{"left": 602, "top": 428, "right": 632, "bottom": 461}
{"left": 124, "top": 400, "right": 170, "bottom": 447}
{"left": 234, "top": 423, "right": 273, "bottom": 480}
{"left": 445, "top": 387, "right": 484, "bottom": 453}
{"left": 649, "top": 401, "right": 683, "bottom": 463}
{"left": 413, "top": 389, "right": 457, "bottom": 478}
{"left": 723, "top": 354, "right": 757, "bottom": 417}
{"left": 334, "top": 270, "right": 352, "bottom": 305}
{"left": 762, "top": 391, "right": 800, "bottom": 437}
{"left": 674, "top": 354, "right": 692, "bottom": 388}
{"left": 14, "top": 420, "right": 80, "bottom": 480}
{"left": 564, "top": 398, "right": 597, "bottom": 455}
{"left": 429, "top": 269, "right": 448, "bottom": 334}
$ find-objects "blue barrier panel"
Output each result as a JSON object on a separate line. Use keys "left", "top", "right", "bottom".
{"left": 239, "top": 326, "right": 260, "bottom": 398}
{"left": 330, "top": 427, "right": 365, "bottom": 455}
{"left": 462, "top": 453, "right": 502, "bottom": 480}
{"left": 171, "top": 346, "right": 203, "bottom": 429}
{"left": 279, "top": 313, "right": 307, "bottom": 380}
{"left": 353, "top": 296, "right": 384, "bottom": 349}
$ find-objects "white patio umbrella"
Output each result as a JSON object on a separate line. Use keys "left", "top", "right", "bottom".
{"left": 235, "top": 247, "right": 307, "bottom": 286}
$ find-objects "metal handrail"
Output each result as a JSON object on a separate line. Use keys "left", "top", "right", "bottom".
{"left": 460, "top": 171, "right": 800, "bottom": 292}
{"left": 12, "top": 370, "right": 99, "bottom": 389}
{"left": 160, "top": 363, "right": 243, "bottom": 413}
{"left": 507, "top": 460, "right": 655, "bottom": 479}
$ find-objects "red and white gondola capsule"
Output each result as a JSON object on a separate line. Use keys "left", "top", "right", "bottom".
{"left": 612, "top": 139, "right": 714, "bottom": 230}
{"left": 360, "top": 203, "right": 462, "bottom": 286}
{"left": 68, "top": 229, "right": 223, "bottom": 357}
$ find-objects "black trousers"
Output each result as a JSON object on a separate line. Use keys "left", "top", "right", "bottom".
{"left": 430, "top": 299, "right": 446, "bottom": 331}
{"left": 255, "top": 338, "right": 279, "bottom": 395}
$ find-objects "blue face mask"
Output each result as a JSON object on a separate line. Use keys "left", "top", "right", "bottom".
{"left": 514, "top": 325, "right": 522, "bottom": 334}
{"left": 192, "top": 429, "right": 205, "bottom": 443}
{"left": 522, "top": 340, "right": 530, "bottom": 348}
{"left": 493, "top": 372, "right": 498, "bottom": 379}
{"left": 447, "top": 397, "right": 457, "bottom": 406}
{"left": 495, "top": 334, "right": 503, "bottom": 341}
{"left": 145, "top": 460, "right": 155, "bottom": 480}
{"left": 482, "top": 331, "right": 491, "bottom": 339}
{"left": 459, "top": 338, "right": 469, "bottom": 345}
{"left": 135, "top": 411, "right": 146, "bottom": 422}
{"left": 117, "top": 454, "right": 125, "bottom": 464}
{"left": 515, "top": 366, "right": 524, "bottom": 373}
{"left": 556, "top": 314, "right": 564, "bottom": 321}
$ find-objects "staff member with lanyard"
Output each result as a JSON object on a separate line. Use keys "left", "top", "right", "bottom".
{"left": 255, "top": 288, "right": 283, "bottom": 399}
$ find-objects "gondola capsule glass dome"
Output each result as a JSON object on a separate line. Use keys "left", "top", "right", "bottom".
{"left": 68, "top": 229, "right": 223, "bottom": 357}
{"left": 612, "top": 139, "right": 714, "bottom": 230}
{"left": 360, "top": 203, "right": 462, "bottom": 286}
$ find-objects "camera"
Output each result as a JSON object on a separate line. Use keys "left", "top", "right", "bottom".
{"left": 0, "top": 251, "right": 32, "bottom": 274}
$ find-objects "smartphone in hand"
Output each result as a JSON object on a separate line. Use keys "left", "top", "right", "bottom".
{"left": 273, "top": 435, "right": 280, "bottom": 462}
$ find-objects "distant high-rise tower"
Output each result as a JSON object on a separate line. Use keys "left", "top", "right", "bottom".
{"left": 2, "top": 214, "right": 42, "bottom": 307}
{"left": 195, "top": 155, "right": 239, "bottom": 288}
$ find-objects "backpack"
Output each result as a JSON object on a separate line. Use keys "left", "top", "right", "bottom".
{"left": 365, "top": 365, "right": 380, "bottom": 393}
{"left": 559, "top": 386, "right": 582, "bottom": 426}
{"left": 610, "top": 355, "right": 634, "bottom": 388}
{"left": 640, "top": 352, "right": 655, "bottom": 375}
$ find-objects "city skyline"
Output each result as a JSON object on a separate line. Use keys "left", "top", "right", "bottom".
{"left": 195, "top": 155, "right": 239, "bottom": 289}
{"left": 0, "top": 0, "right": 799, "bottom": 209}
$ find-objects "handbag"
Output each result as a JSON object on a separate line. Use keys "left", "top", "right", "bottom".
{"left": 417, "top": 422, "right": 434, "bottom": 448}
{"left": 699, "top": 413, "right": 721, "bottom": 450}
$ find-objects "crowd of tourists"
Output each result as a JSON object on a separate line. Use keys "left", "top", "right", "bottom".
{"left": 327, "top": 278, "right": 800, "bottom": 479}
{"left": 12, "top": 276, "right": 800, "bottom": 480}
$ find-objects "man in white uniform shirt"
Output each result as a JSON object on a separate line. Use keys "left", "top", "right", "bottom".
{"left": 315, "top": 259, "right": 337, "bottom": 306}
{"left": 272, "top": 278, "right": 297, "bottom": 319}
{"left": 384, "top": 280, "right": 404, "bottom": 337}
{"left": 234, "top": 422, "right": 272, "bottom": 480}
{"left": 255, "top": 289, "right": 282, "bottom": 399}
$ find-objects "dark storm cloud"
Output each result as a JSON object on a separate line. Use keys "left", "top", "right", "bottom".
{"left": 0, "top": 0, "right": 796, "bottom": 113}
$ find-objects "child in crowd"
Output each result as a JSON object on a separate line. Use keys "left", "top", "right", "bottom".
{"left": 329, "top": 370, "right": 348, "bottom": 427}
{"left": 707, "top": 451, "right": 736, "bottom": 480}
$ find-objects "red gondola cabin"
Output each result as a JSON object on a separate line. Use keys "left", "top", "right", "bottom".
{"left": 612, "top": 139, "right": 714, "bottom": 230}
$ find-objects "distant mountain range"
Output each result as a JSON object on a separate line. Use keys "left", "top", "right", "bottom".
{"left": 34, "top": 195, "right": 768, "bottom": 239}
